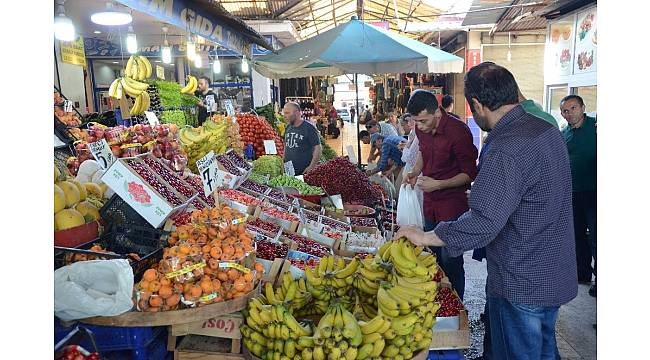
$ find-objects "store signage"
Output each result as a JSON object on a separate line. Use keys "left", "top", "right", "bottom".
{"left": 114, "top": 0, "right": 256, "bottom": 56}
{"left": 196, "top": 151, "right": 218, "bottom": 196}
{"left": 284, "top": 161, "right": 295, "bottom": 177}
{"left": 156, "top": 65, "right": 165, "bottom": 79}
{"left": 60, "top": 35, "right": 86, "bottom": 67}
{"left": 263, "top": 140, "right": 277, "bottom": 155}
{"left": 465, "top": 49, "right": 481, "bottom": 120}
{"left": 88, "top": 139, "right": 116, "bottom": 170}
{"left": 224, "top": 100, "right": 235, "bottom": 116}
{"left": 144, "top": 111, "right": 160, "bottom": 126}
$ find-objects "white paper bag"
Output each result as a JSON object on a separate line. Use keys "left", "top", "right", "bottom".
{"left": 396, "top": 185, "right": 424, "bottom": 228}
{"left": 54, "top": 259, "right": 134, "bottom": 321}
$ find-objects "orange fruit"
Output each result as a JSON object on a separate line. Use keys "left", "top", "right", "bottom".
{"left": 174, "top": 283, "right": 184, "bottom": 294}
{"left": 227, "top": 268, "right": 240, "bottom": 281}
{"left": 200, "top": 280, "right": 214, "bottom": 294}
{"left": 210, "top": 247, "right": 222, "bottom": 259}
{"left": 138, "top": 280, "right": 150, "bottom": 291}
{"left": 254, "top": 262, "right": 265, "bottom": 273}
{"left": 148, "top": 280, "right": 162, "bottom": 293}
{"left": 159, "top": 286, "right": 173, "bottom": 299}
{"left": 190, "top": 285, "right": 203, "bottom": 298}
{"left": 160, "top": 277, "right": 171, "bottom": 286}
{"left": 149, "top": 296, "right": 163, "bottom": 307}
{"left": 179, "top": 245, "right": 191, "bottom": 255}
{"left": 166, "top": 294, "right": 180, "bottom": 307}
{"left": 202, "top": 244, "right": 212, "bottom": 254}
{"left": 212, "top": 279, "right": 222, "bottom": 291}
{"left": 217, "top": 271, "right": 229, "bottom": 282}
{"left": 234, "top": 278, "right": 247, "bottom": 292}
{"left": 143, "top": 269, "right": 158, "bottom": 282}
{"left": 243, "top": 272, "right": 254, "bottom": 282}
{"left": 145, "top": 306, "right": 160, "bottom": 312}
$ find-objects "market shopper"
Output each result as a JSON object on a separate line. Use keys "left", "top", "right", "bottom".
{"left": 441, "top": 95, "right": 460, "bottom": 119}
{"left": 282, "top": 102, "right": 322, "bottom": 175}
{"left": 561, "top": 95, "right": 597, "bottom": 297}
{"left": 363, "top": 120, "right": 399, "bottom": 163}
{"left": 195, "top": 76, "right": 217, "bottom": 126}
{"left": 400, "top": 113, "right": 412, "bottom": 138}
{"left": 519, "top": 89, "right": 558, "bottom": 128}
{"left": 396, "top": 62, "right": 577, "bottom": 359}
{"left": 350, "top": 106, "right": 356, "bottom": 123}
{"left": 366, "top": 134, "right": 405, "bottom": 183}
{"left": 403, "top": 90, "right": 478, "bottom": 300}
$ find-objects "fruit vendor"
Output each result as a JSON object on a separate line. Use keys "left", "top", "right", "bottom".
{"left": 195, "top": 76, "right": 217, "bottom": 126}
{"left": 396, "top": 62, "right": 577, "bottom": 359}
{"left": 282, "top": 102, "right": 322, "bottom": 175}
{"left": 365, "top": 134, "right": 406, "bottom": 190}
{"left": 561, "top": 94, "right": 597, "bottom": 298}
{"left": 403, "top": 89, "right": 478, "bottom": 301}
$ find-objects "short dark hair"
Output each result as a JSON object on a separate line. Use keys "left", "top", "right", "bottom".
{"left": 407, "top": 90, "right": 439, "bottom": 116}
{"left": 442, "top": 95, "right": 454, "bottom": 109}
{"left": 365, "top": 120, "right": 378, "bottom": 129}
{"left": 199, "top": 76, "right": 211, "bottom": 85}
{"left": 560, "top": 95, "right": 585, "bottom": 107}
{"left": 359, "top": 130, "right": 370, "bottom": 139}
{"left": 400, "top": 113, "right": 411, "bottom": 123}
{"left": 464, "top": 62, "right": 519, "bottom": 112}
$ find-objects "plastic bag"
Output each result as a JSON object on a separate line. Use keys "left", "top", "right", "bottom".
{"left": 54, "top": 259, "right": 134, "bottom": 321}
{"left": 396, "top": 185, "right": 424, "bottom": 229}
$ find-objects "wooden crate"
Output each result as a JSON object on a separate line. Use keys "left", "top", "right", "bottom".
{"left": 429, "top": 309, "right": 470, "bottom": 350}
{"left": 175, "top": 335, "right": 244, "bottom": 360}
{"left": 171, "top": 313, "right": 243, "bottom": 339}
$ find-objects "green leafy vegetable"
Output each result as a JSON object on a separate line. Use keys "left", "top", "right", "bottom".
{"left": 252, "top": 155, "right": 284, "bottom": 179}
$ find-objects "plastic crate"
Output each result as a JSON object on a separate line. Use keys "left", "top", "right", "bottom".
{"left": 100, "top": 194, "right": 153, "bottom": 230}
{"left": 54, "top": 224, "right": 168, "bottom": 282}
{"left": 55, "top": 318, "right": 166, "bottom": 357}
{"left": 426, "top": 350, "right": 465, "bottom": 360}
{"left": 101, "top": 327, "right": 170, "bottom": 360}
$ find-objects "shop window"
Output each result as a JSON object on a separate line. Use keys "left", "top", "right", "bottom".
{"left": 574, "top": 85, "right": 597, "bottom": 117}
{"left": 547, "top": 85, "right": 569, "bottom": 130}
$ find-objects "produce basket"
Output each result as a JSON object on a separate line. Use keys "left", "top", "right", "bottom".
{"left": 54, "top": 220, "right": 101, "bottom": 248}
{"left": 55, "top": 326, "right": 99, "bottom": 359}
{"left": 100, "top": 194, "right": 152, "bottom": 230}
{"left": 54, "top": 224, "right": 169, "bottom": 282}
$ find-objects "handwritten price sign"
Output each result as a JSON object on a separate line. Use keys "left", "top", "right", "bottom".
{"left": 88, "top": 139, "right": 116, "bottom": 170}
{"left": 196, "top": 151, "right": 218, "bottom": 197}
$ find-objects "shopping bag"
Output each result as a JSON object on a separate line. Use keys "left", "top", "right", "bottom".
{"left": 54, "top": 259, "right": 134, "bottom": 321}
{"left": 396, "top": 185, "right": 424, "bottom": 228}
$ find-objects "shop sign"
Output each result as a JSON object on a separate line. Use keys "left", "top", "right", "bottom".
{"left": 465, "top": 49, "right": 481, "bottom": 120}
{"left": 369, "top": 22, "right": 389, "bottom": 30}
{"left": 114, "top": 0, "right": 256, "bottom": 56}
{"left": 156, "top": 65, "right": 165, "bottom": 79}
{"left": 60, "top": 35, "right": 86, "bottom": 67}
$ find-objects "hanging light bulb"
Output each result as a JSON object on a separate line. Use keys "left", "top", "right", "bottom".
{"left": 91, "top": 2, "right": 132, "bottom": 26}
{"left": 194, "top": 54, "right": 202, "bottom": 68}
{"left": 54, "top": 1, "right": 76, "bottom": 41}
{"left": 126, "top": 25, "right": 138, "bottom": 54}
{"left": 186, "top": 36, "right": 196, "bottom": 60}
{"left": 507, "top": 32, "right": 512, "bottom": 62}
{"left": 241, "top": 56, "right": 249, "bottom": 73}
{"left": 212, "top": 53, "right": 221, "bottom": 73}
{"left": 161, "top": 26, "right": 171, "bottom": 64}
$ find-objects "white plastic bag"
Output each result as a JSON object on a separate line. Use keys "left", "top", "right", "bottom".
{"left": 54, "top": 259, "right": 134, "bottom": 321}
{"left": 396, "top": 185, "right": 424, "bottom": 229}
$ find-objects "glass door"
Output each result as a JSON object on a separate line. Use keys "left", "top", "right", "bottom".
{"left": 574, "top": 85, "right": 597, "bottom": 118}
{"left": 547, "top": 85, "right": 570, "bottom": 130}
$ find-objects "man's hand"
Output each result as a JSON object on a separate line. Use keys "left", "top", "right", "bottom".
{"left": 404, "top": 172, "right": 418, "bottom": 188}
{"left": 417, "top": 176, "right": 444, "bottom": 192}
{"left": 397, "top": 141, "right": 407, "bottom": 150}
{"left": 394, "top": 226, "right": 429, "bottom": 246}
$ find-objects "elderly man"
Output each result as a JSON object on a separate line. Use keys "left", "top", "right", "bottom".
{"left": 366, "top": 133, "right": 406, "bottom": 198}
{"left": 282, "top": 102, "right": 322, "bottom": 175}
{"left": 360, "top": 120, "right": 399, "bottom": 163}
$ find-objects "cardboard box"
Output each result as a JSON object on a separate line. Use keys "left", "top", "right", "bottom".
{"left": 255, "top": 206, "right": 299, "bottom": 232}
{"left": 101, "top": 157, "right": 196, "bottom": 228}
{"left": 171, "top": 313, "right": 243, "bottom": 339}
{"left": 430, "top": 282, "right": 469, "bottom": 350}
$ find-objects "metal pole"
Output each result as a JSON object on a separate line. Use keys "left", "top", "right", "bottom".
{"left": 355, "top": 73, "right": 361, "bottom": 167}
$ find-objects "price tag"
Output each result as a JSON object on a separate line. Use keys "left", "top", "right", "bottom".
{"left": 346, "top": 145, "right": 357, "bottom": 164}
{"left": 330, "top": 194, "right": 344, "bottom": 210}
{"left": 63, "top": 100, "right": 73, "bottom": 113}
{"left": 224, "top": 99, "right": 235, "bottom": 116}
{"left": 196, "top": 151, "right": 218, "bottom": 197}
{"left": 88, "top": 139, "right": 116, "bottom": 170}
{"left": 284, "top": 161, "right": 295, "bottom": 176}
{"left": 218, "top": 262, "right": 251, "bottom": 273}
{"left": 156, "top": 65, "right": 165, "bottom": 79}
{"left": 264, "top": 140, "right": 277, "bottom": 155}
{"left": 165, "top": 262, "right": 207, "bottom": 279}
{"left": 295, "top": 175, "right": 304, "bottom": 181}
{"left": 231, "top": 217, "right": 247, "bottom": 225}
{"left": 205, "top": 95, "right": 215, "bottom": 113}
{"left": 144, "top": 111, "right": 160, "bottom": 126}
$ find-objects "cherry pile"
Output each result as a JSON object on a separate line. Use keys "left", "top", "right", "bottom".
{"left": 226, "top": 151, "right": 252, "bottom": 171}
{"left": 220, "top": 189, "right": 260, "bottom": 206}
{"left": 304, "top": 157, "right": 382, "bottom": 206}
{"left": 171, "top": 212, "right": 192, "bottom": 226}
{"left": 433, "top": 268, "right": 443, "bottom": 282}
{"left": 262, "top": 206, "right": 299, "bottom": 222}
{"left": 217, "top": 154, "right": 243, "bottom": 176}
{"left": 266, "top": 199, "right": 291, "bottom": 211}
{"left": 184, "top": 175, "right": 216, "bottom": 207}
{"left": 142, "top": 157, "right": 197, "bottom": 198}
{"left": 349, "top": 217, "right": 377, "bottom": 227}
{"left": 288, "top": 258, "right": 320, "bottom": 270}
{"left": 300, "top": 210, "right": 320, "bottom": 222}
{"left": 266, "top": 189, "right": 288, "bottom": 202}
{"left": 247, "top": 218, "right": 281, "bottom": 234}
{"left": 240, "top": 179, "right": 269, "bottom": 194}
{"left": 126, "top": 159, "right": 183, "bottom": 206}
{"left": 256, "top": 239, "right": 288, "bottom": 260}
{"left": 435, "top": 287, "right": 464, "bottom": 317}
{"left": 381, "top": 211, "right": 396, "bottom": 223}
{"left": 282, "top": 231, "right": 330, "bottom": 257}
{"left": 321, "top": 216, "right": 349, "bottom": 231}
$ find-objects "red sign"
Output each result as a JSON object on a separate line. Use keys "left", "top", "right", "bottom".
{"left": 369, "top": 22, "right": 390, "bottom": 30}
{"left": 465, "top": 49, "right": 482, "bottom": 119}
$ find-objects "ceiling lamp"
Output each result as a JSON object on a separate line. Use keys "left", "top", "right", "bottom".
{"left": 241, "top": 56, "right": 249, "bottom": 73}
{"left": 212, "top": 54, "right": 221, "bottom": 74}
{"left": 161, "top": 25, "right": 172, "bottom": 64}
{"left": 54, "top": 0, "right": 76, "bottom": 41}
{"left": 194, "top": 54, "right": 202, "bottom": 68}
{"left": 186, "top": 36, "right": 196, "bottom": 60}
{"left": 126, "top": 25, "right": 138, "bottom": 54}
{"left": 91, "top": 2, "right": 133, "bottom": 26}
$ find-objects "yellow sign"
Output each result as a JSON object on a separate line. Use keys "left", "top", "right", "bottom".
{"left": 156, "top": 65, "right": 165, "bottom": 79}
{"left": 60, "top": 35, "right": 86, "bottom": 67}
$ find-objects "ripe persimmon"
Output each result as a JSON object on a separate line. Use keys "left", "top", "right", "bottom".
{"left": 159, "top": 286, "right": 173, "bottom": 299}
{"left": 143, "top": 269, "right": 158, "bottom": 282}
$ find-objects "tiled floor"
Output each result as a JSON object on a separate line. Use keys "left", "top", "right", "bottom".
{"left": 324, "top": 120, "right": 371, "bottom": 163}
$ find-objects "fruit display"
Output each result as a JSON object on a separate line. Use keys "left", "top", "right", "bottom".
{"left": 261, "top": 206, "right": 300, "bottom": 223}
{"left": 125, "top": 159, "right": 185, "bottom": 206}
{"left": 179, "top": 117, "right": 243, "bottom": 173}
{"left": 247, "top": 218, "right": 281, "bottom": 235}
{"left": 54, "top": 164, "right": 105, "bottom": 232}
{"left": 226, "top": 150, "right": 253, "bottom": 171}
{"left": 54, "top": 93, "right": 82, "bottom": 127}
{"left": 305, "top": 157, "right": 382, "bottom": 206}
{"left": 248, "top": 172, "right": 269, "bottom": 185}
{"left": 125, "top": 55, "right": 153, "bottom": 81}
{"left": 349, "top": 217, "right": 378, "bottom": 227}
{"left": 256, "top": 240, "right": 289, "bottom": 261}
{"left": 237, "top": 113, "right": 285, "bottom": 159}
{"left": 108, "top": 76, "right": 151, "bottom": 116}
{"left": 219, "top": 189, "right": 261, "bottom": 207}
{"left": 252, "top": 155, "right": 284, "bottom": 179}
{"left": 282, "top": 231, "right": 331, "bottom": 258}
{"left": 434, "top": 287, "right": 463, "bottom": 317}
{"left": 321, "top": 216, "right": 350, "bottom": 232}
{"left": 134, "top": 206, "right": 264, "bottom": 312}
{"left": 180, "top": 75, "right": 198, "bottom": 94}
{"left": 288, "top": 258, "right": 320, "bottom": 271}
{"left": 240, "top": 179, "right": 270, "bottom": 194}
{"left": 56, "top": 345, "right": 100, "bottom": 360}
{"left": 269, "top": 175, "right": 324, "bottom": 195}
{"left": 217, "top": 154, "right": 243, "bottom": 176}
{"left": 265, "top": 189, "right": 291, "bottom": 203}
{"left": 345, "top": 232, "right": 384, "bottom": 253}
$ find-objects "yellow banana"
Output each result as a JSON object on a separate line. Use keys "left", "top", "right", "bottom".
{"left": 125, "top": 56, "right": 134, "bottom": 77}
{"left": 383, "top": 328, "right": 397, "bottom": 340}
{"left": 129, "top": 94, "right": 143, "bottom": 115}
{"left": 377, "top": 287, "right": 399, "bottom": 310}
{"left": 344, "top": 346, "right": 357, "bottom": 360}
{"left": 285, "top": 281, "right": 297, "bottom": 302}
{"left": 401, "top": 240, "right": 418, "bottom": 263}
{"left": 358, "top": 266, "right": 386, "bottom": 282}
{"left": 120, "top": 78, "right": 143, "bottom": 98}
{"left": 302, "top": 348, "right": 313, "bottom": 360}
{"left": 390, "top": 239, "right": 416, "bottom": 269}
{"left": 108, "top": 78, "right": 119, "bottom": 98}
{"left": 329, "top": 347, "right": 342, "bottom": 360}
{"left": 284, "top": 339, "right": 296, "bottom": 358}
{"left": 360, "top": 316, "right": 386, "bottom": 335}
{"left": 391, "top": 313, "right": 419, "bottom": 333}
{"left": 265, "top": 282, "right": 279, "bottom": 305}
{"left": 123, "top": 76, "right": 149, "bottom": 91}
{"left": 180, "top": 76, "right": 195, "bottom": 94}
{"left": 138, "top": 55, "right": 152, "bottom": 78}
{"left": 370, "top": 338, "right": 386, "bottom": 357}
{"left": 313, "top": 346, "right": 325, "bottom": 360}
{"left": 334, "top": 258, "right": 358, "bottom": 279}
{"left": 357, "top": 343, "right": 374, "bottom": 360}
{"left": 381, "top": 344, "right": 400, "bottom": 357}
{"left": 362, "top": 332, "right": 382, "bottom": 345}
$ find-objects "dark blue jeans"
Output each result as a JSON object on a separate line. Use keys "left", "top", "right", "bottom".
{"left": 572, "top": 190, "right": 597, "bottom": 280}
{"left": 487, "top": 297, "right": 561, "bottom": 360}
{"left": 424, "top": 218, "right": 465, "bottom": 300}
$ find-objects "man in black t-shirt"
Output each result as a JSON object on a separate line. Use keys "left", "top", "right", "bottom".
{"left": 283, "top": 102, "right": 322, "bottom": 175}
{"left": 195, "top": 76, "right": 217, "bottom": 126}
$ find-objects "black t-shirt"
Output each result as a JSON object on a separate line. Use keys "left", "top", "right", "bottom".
{"left": 195, "top": 89, "right": 217, "bottom": 125}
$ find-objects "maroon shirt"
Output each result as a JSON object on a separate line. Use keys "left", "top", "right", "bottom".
{"left": 415, "top": 110, "right": 478, "bottom": 222}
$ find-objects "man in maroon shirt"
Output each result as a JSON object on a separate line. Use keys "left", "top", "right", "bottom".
{"left": 404, "top": 90, "right": 478, "bottom": 299}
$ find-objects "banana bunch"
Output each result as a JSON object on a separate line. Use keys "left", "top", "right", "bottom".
{"left": 179, "top": 119, "right": 239, "bottom": 173}
{"left": 241, "top": 297, "right": 313, "bottom": 360}
{"left": 305, "top": 256, "right": 356, "bottom": 304}
{"left": 355, "top": 315, "right": 392, "bottom": 360}
{"left": 108, "top": 76, "right": 149, "bottom": 100}
{"left": 180, "top": 75, "right": 198, "bottom": 94}
{"left": 265, "top": 272, "right": 312, "bottom": 314}
{"left": 379, "top": 238, "right": 438, "bottom": 278}
{"left": 124, "top": 55, "right": 152, "bottom": 81}
{"left": 299, "top": 303, "right": 362, "bottom": 360}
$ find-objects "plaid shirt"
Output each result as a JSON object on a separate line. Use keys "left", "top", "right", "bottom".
{"left": 435, "top": 105, "right": 578, "bottom": 307}
{"left": 377, "top": 135, "right": 405, "bottom": 172}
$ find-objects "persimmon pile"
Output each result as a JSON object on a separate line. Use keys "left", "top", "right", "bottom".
{"left": 134, "top": 205, "right": 265, "bottom": 312}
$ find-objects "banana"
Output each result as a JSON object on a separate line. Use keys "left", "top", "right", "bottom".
{"left": 392, "top": 335, "right": 406, "bottom": 347}
{"left": 395, "top": 324, "right": 414, "bottom": 336}
{"left": 130, "top": 93, "right": 143, "bottom": 115}
{"left": 333, "top": 306, "right": 344, "bottom": 330}
{"left": 108, "top": 78, "right": 119, "bottom": 98}
{"left": 334, "top": 258, "right": 358, "bottom": 279}
{"left": 422, "top": 312, "right": 436, "bottom": 328}
{"left": 140, "top": 90, "right": 150, "bottom": 113}
{"left": 120, "top": 78, "right": 143, "bottom": 98}
{"left": 313, "top": 346, "right": 325, "bottom": 360}
{"left": 265, "top": 282, "right": 280, "bottom": 305}
{"left": 418, "top": 252, "right": 437, "bottom": 267}
{"left": 123, "top": 76, "right": 149, "bottom": 91}
{"left": 344, "top": 346, "right": 357, "bottom": 360}
{"left": 388, "top": 286, "right": 421, "bottom": 307}
{"left": 317, "top": 257, "right": 328, "bottom": 276}
{"left": 125, "top": 56, "right": 134, "bottom": 77}
{"left": 180, "top": 76, "right": 195, "bottom": 94}
{"left": 341, "top": 307, "right": 363, "bottom": 346}
{"left": 190, "top": 75, "right": 198, "bottom": 92}
{"left": 298, "top": 336, "right": 315, "bottom": 348}
{"left": 392, "top": 283, "right": 427, "bottom": 299}
{"left": 357, "top": 343, "right": 374, "bottom": 360}
{"left": 401, "top": 240, "right": 418, "bottom": 263}
{"left": 386, "top": 288, "right": 411, "bottom": 311}
{"left": 390, "top": 239, "right": 416, "bottom": 269}
{"left": 362, "top": 332, "right": 382, "bottom": 345}
{"left": 381, "top": 344, "right": 400, "bottom": 357}
{"left": 306, "top": 267, "right": 323, "bottom": 286}
{"left": 332, "top": 328, "right": 343, "bottom": 342}
{"left": 370, "top": 338, "right": 386, "bottom": 357}
{"left": 302, "top": 348, "right": 313, "bottom": 360}
{"left": 358, "top": 266, "right": 386, "bottom": 282}
{"left": 383, "top": 328, "right": 397, "bottom": 340}
{"left": 360, "top": 316, "right": 386, "bottom": 335}
{"left": 138, "top": 55, "right": 152, "bottom": 78}
{"left": 399, "top": 345, "right": 412, "bottom": 356}
{"left": 391, "top": 313, "right": 419, "bottom": 333}
{"left": 377, "top": 318, "right": 392, "bottom": 334}
{"left": 336, "top": 257, "right": 346, "bottom": 270}
{"left": 377, "top": 287, "right": 399, "bottom": 310}
{"left": 396, "top": 276, "right": 437, "bottom": 291}
{"left": 377, "top": 301, "right": 400, "bottom": 318}
{"left": 284, "top": 339, "right": 296, "bottom": 358}
{"left": 328, "top": 347, "right": 342, "bottom": 360}
{"left": 285, "top": 313, "right": 311, "bottom": 337}
{"left": 135, "top": 57, "right": 146, "bottom": 80}
{"left": 115, "top": 81, "right": 123, "bottom": 100}
{"left": 412, "top": 264, "right": 430, "bottom": 277}
{"left": 285, "top": 281, "right": 298, "bottom": 302}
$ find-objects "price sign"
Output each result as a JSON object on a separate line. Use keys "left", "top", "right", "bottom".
{"left": 224, "top": 99, "right": 235, "bottom": 116}
{"left": 205, "top": 95, "right": 215, "bottom": 113}
{"left": 88, "top": 139, "right": 116, "bottom": 170}
{"left": 284, "top": 161, "right": 295, "bottom": 176}
{"left": 330, "top": 194, "right": 344, "bottom": 210}
{"left": 156, "top": 65, "right": 165, "bottom": 79}
{"left": 144, "top": 111, "right": 160, "bottom": 126}
{"left": 295, "top": 175, "right": 304, "bottom": 181}
{"left": 215, "top": 169, "right": 236, "bottom": 188}
{"left": 63, "top": 100, "right": 73, "bottom": 113}
{"left": 264, "top": 140, "right": 277, "bottom": 155}
{"left": 196, "top": 151, "right": 218, "bottom": 197}
{"left": 346, "top": 145, "right": 357, "bottom": 164}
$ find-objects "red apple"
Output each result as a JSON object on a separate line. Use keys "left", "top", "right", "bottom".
{"left": 94, "top": 128, "right": 105, "bottom": 139}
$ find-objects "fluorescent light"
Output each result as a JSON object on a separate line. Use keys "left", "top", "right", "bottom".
{"left": 161, "top": 45, "right": 172, "bottom": 64}
{"left": 91, "top": 3, "right": 132, "bottom": 26}
{"left": 54, "top": 3, "right": 75, "bottom": 42}
{"left": 126, "top": 25, "right": 137, "bottom": 54}
{"left": 154, "top": 60, "right": 162, "bottom": 63}
{"left": 241, "top": 57, "right": 249, "bottom": 73}
{"left": 112, "top": 61, "right": 119, "bottom": 64}
{"left": 170, "top": 63, "right": 175, "bottom": 66}
{"left": 186, "top": 38, "right": 196, "bottom": 60}
{"left": 194, "top": 56, "right": 202, "bottom": 68}
{"left": 93, "top": 30, "right": 102, "bottom": 34}
{"left": 213, "top": 59, "right": 221, "bottom": 73}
